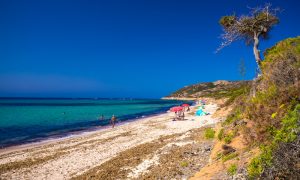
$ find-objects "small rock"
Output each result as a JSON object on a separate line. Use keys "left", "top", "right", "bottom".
{"left": 222, "top": 145, "right": 236, "bottom": 155}
{"left": 233, "top": 120, "right": 247, "bottom": 127}
{"left": 204, "top": 147, "right": 211, "bottom": 152}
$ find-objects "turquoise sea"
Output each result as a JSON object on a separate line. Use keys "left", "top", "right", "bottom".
{"left": 0, "top": 98, "right": 188, "bottom": 148}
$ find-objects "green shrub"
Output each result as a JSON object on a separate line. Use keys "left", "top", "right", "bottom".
{"left": 223, "top": 109, "right": 242, "bottom": 126}
{"left": 180, "top": 161, "right": 189, "bottom": 167}
{"left": 224, "top": 86, "right": 250, "bottom": 106}
{"left": 247, "top": 156, "right": 263, "bottom": 179}
{"left": 261, "top": 135, "right": 300, "bottom": 179}
{"left": 247, "top": 145, "right": 273, "bottom": 179}
{"left": 247, "top": 104, "right": 300, "bottom": 178}
{"left": 244, "top": 85, "right": 296, "bottom": 142}
{"left": 222, "top": 152, "right": 238, "bottom": 162}
{"left": 263, "top": 36, "right": 300, "bottom": 65}
{"left": 274, "top": 104, "right": 300, "bottom": 143}
{"left": 204, "top": 128, "right": 215, "bottom": 139}
{"left": 217, "top": 128, "right": 225, "bottom": 140}
{"left": 271, "top": 112, "right": 277, "bottom": 119}
{"left": 251, "top": 85, "right": 278, "bottom": 104}
{"left": 227, "top": 164, "right": 238, "bottom": 176}
{"left": 216, "top": 152, "right": 223, "bottom": 160}
{"left": 224, "top": 132, "right": 234, "bottom": 144}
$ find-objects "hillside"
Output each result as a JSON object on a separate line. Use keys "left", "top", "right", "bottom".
{"left": 172, "top": 36, "right": 300, "bottom": 179}
{"left": 165, "top": 80, "right": 251, "bottom": 106}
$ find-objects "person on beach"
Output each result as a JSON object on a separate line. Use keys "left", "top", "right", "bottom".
{"left": 110, "top": 114, "right": 117, "bottom": 128}
{"left": 173, "top": 111, "right": 178, "bottom": 121}
{"left": 180, "top": 111, "right": 185, "bottom": 120}
{"left": 187, "top": 106, "right": 190, "bottom": 112}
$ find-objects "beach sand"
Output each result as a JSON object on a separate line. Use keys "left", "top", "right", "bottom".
{"left": 0, "top": 103, "right": 219, "bottom": 180}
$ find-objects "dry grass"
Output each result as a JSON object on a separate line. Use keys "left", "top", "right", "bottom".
{"left": 71, "top": 133, "right": 181, "bottom": 180}
{"left": 0, "top": 151, "right": 68, "bottom": 173}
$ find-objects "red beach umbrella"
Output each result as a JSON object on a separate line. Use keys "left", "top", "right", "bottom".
{"left": 170, "top": 106, "right": 183, "bottom": 112}
{"left": 181, "top": 104, "right": 190, "bottom": 107}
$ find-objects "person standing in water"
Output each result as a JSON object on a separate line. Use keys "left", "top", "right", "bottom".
{"left": 99, "top": 114, "right": 104, "bottom": 121}
{"left": 110, "top": 115, "right": 117, "bottom": 128}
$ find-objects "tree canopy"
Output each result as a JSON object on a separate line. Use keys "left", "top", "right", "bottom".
{"left": 217, "top": 4, "right": 280, "bottom": 67}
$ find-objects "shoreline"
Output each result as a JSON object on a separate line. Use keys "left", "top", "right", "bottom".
{"left": 0, "top": 110, "right": 170, "bottom": 155}
{"left": 0, "top": 103, "right": 219, "bottom": 179}
{"left": 0, "top": 104, "right": 180, "bottom": 151}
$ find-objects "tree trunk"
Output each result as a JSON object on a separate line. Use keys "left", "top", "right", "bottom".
{"left": 253, "top": 33, "right": 262, "bottom": 67}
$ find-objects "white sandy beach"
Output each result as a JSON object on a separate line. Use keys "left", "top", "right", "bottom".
{"left": 0, "top": 103, "right": 219, "bottom": 180}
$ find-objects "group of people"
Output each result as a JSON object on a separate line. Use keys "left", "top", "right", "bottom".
{"left": 99, "top": 114, "right": 118, "bottom": 128}
{"left": 173, "top": 110, "right": 185, "bottom": 121}
{"left": 173, "top": 106, "right": 190, "bottom": 121}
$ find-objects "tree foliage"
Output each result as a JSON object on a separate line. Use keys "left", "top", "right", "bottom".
{"left": 217, "top": 4, "right": 280, "bottom": 67}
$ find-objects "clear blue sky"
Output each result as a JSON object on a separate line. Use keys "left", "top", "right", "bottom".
{"left": 0, "top": 0, "right": 299, "bottom": 98}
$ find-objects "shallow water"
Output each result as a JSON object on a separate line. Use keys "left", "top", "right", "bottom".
{"left": 0, "top": 98, "right": 188, "bottom": 148}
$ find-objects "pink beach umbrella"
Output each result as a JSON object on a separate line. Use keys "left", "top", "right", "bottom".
{"left": 181, "top": 104, "right": 190, "bottom": 107}
{"left": 170, "top": 106, "right": 183, "bottom": 112}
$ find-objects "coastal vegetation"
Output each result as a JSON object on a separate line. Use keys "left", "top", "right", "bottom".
{"left": 224, "top": 36, "right": 299, "bottom": 179}
{"left": 217, "top": 128, "right": 224, "bottom": 140}
{"left": 168, "top": 36, "right": 299, "bottom": 179}
{"left": 204, "top": 128, "right": 215, "bottom": 139}
{"left": 227, "top": 164, "right": 237, "bottom": 176}
{"left": 222, "top": 152, "right": 239, "bottom": 162}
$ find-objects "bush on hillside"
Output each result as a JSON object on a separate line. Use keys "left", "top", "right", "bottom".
{"left": 261, "top": 104, "right": 300, "bottom": 179}
{"left": 217, "top": 128, "right": 225, "bottom": 140}
{"left": 244, "top": 37, "right": 300, "bottom": 143}
{"left": 218, "top": 37, "right": 300, "bottom": 179}
{"left": 247, "top": 104, "right": 300, "bottom": 179}
{"left": 204, "top": 128, "right": 215, "bottom": 139}
{"left": 227, "top": 164, "right": 238, "bottom": 176}
{"left": 261, "top": 135, "right": 300, "bottom": 179}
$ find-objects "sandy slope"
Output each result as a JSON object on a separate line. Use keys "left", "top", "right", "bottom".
{"left": 0, "top": 104, "right": 218, "bottom": 180}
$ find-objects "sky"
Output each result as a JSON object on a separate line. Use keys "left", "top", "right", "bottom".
{"left": 0, "top": 0, "right": 299, "bottom": 98}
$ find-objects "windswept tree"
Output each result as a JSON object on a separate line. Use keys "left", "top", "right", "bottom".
{"left": 217, "top": 4, "right": 279, "bottom": 68}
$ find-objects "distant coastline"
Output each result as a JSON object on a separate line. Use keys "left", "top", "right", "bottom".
{"left": 161, "top": 97, "right": 197, "bottom": 101}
